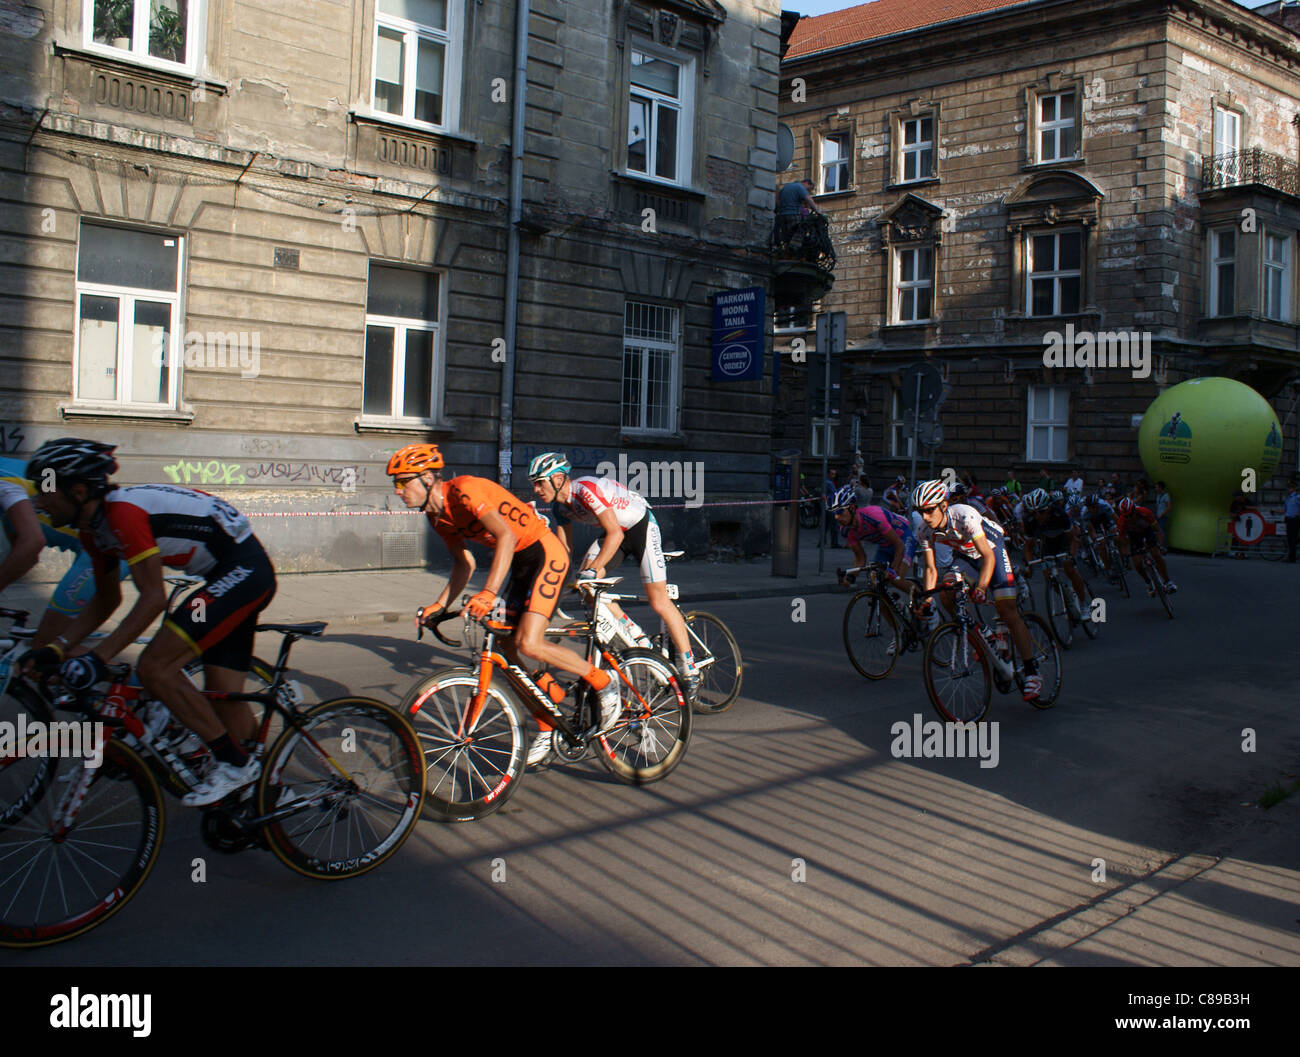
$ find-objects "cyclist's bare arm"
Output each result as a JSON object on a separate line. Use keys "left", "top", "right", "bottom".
{"left": 474, "top": 506, "right": 519, "bottom": 597}
{"left": 919, "top": 548, "right": 937, "bottom": 594}
{"left": 86, "top": 552, "right": 168, "bottom": 661}
{"left": 0, "top": 499, "right": 45, "bottom": 593}
{"left": 53, "top": 561, "right": 122, "bottom": 652}
{"left": 432, "top": 538, "right": 475, "bottom": 611}
{"left": 583, "top": 508, "right": 625, "bottom": 574}
{"left": 971, "top": 533, "right": 995, "bottom": 592}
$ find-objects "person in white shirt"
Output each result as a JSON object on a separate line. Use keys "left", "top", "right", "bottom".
{"left": 1064, "top": 468, "right": 1084, "bottom": 495}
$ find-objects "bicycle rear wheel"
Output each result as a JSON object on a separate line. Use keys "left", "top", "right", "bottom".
{"left": 0, "top": 680, "right": 58, "bottom": 833}
{"left": 682, "top": 610, "right": 743, "bottom": 714}
{"left": 259, "top": 697, "right": 425, "bottom": 879}
{"left": 400, "top": 667, "right": 527, "bottom": 822}
{"left": 0, "top": 739, "right": 163, "bottom": 948}
{"left": 923, "top": 621, "right": 991, "bottom": 723}
{"left": 599, "top": 648, "right": 690, "bottom": 784}
{"left": 1108, "top": 543, "right": 1130, "bottom": 598}
{"left": 842, "top": 589, "right": 901, "bottom": 680}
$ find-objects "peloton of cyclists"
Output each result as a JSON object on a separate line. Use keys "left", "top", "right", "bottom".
{"left": 1019, "top": 488, "right": 1095, "bottom": 616}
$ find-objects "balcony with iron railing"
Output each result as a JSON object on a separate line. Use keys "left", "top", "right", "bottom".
{"left": 770, "top": 213, "right": 836, "bottom": 322}
{"left": 1201, "top": 148, "right": 1300, "bottom": 197}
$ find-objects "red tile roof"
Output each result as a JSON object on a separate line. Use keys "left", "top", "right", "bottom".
{"left": 786, "top": 0, "right": 1040, "bottom": 59}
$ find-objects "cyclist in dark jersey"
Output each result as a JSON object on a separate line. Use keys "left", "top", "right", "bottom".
{"left": 1020, "top": 488, "right": 1093, "bottom": 614}
{"left": 21, "top": 440, "right": 276, "bottom": 806}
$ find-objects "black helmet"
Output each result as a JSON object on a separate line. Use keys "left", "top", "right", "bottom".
{"left": 26, "top": 438, "right": 118, "bottom": 496}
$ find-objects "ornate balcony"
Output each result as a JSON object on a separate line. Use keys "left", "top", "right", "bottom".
{"left": 1202, "top": 148, "right": 1300, "bottom": 197}
{"left": 770, "top": 213, "right": 836, "bottom": 322}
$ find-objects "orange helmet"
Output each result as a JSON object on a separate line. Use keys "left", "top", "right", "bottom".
{"left": 386, "top": 443, "right": 444, "bottom": 476}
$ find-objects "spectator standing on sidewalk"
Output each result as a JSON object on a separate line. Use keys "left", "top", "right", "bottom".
{"left": 1064, "top": 467, "right": 1084, "bottom": 494}
{"left": 1154, "top": 480, "right": 1172, "bottom": 543}
{"left": 1004, "top": 469, "right": 1022, "bottom": 496}
{"left": 823, "top": 467, "right": 841, "bottom": 546}
{"left": 1285, "top": 479, "right": 1300, "bottom": 563}
{"left": 1036, "top": 467, "right": 1055, "bottom": 493}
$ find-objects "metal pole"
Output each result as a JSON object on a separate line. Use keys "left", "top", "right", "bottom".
{"left": 908, "top": 372, "right": 921, "bottom": 486}
{"left": 818, "top": 336, "right": 830, "bottom": 574}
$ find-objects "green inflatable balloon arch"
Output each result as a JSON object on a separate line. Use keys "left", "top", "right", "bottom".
{"left": 1138, "top": 377, "right": 1283, "bottom": 553}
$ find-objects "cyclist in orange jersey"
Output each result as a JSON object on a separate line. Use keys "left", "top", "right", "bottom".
{"left": 388, "top": 445, "right": 622, "bottom": 751}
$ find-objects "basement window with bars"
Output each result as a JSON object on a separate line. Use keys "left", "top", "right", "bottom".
{"left": 622, "top": 301, "right": 680, "bottom": 433}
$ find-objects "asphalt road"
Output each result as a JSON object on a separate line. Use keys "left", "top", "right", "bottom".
{"left": 13, "top": 552, "right": 1300, "bottom": 965}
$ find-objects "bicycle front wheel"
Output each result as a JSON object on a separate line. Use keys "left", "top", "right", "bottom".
{"left": 0, "top": 680, "right": 58, "bottom": 833}
{"left": 259, "top": 697, "right": 425, "bottom": 879}
{"left": 923, "top": 621, "right": 991, "bottom": 723}
{"left": 599, "top": 648, "right": 690, "bottom": 784}
{"left": 683, "top": 610, "right": 743, "bottom": 714}
{"left": 401, "top": 667, "right": 527, "bottom": 823}
{"left": 842, "top": 590, "right": 900, "bottom": 680}
{"left": 1154, "top": 571, "right": 1174, "bottom": 619}
{"left": 1108, "top": 544, "right": 1130, "bottom": 598}
{"left": 0, "top": 739, "right": 163, "bottom": 949}
{"left": 1047, "top": 579, "right": 1073, "bottom": 649}
{"left": 1020, "top": 613, "right": 1063, "bottom": 709}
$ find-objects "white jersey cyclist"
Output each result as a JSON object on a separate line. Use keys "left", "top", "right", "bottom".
{"left": 550, "top": 475, "right": 667, "bottom": 583}
{"left": 916, "top": 503, "right": 1008, "bottom": 563}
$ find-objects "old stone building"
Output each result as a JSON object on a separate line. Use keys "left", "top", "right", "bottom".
{"left": 777, "top": 0, "right": 1300, "bottom": 507}
{"left": 0, "top": 0, "right": 783, "bottom": 571}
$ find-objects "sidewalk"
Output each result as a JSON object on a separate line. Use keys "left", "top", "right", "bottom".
{"left": 1, "top": 533, "right": 853, "bottom": 628}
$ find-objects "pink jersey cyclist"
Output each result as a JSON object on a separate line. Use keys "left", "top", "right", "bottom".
{"left": 844, "top": 505, "right": 917, "bottom": 567}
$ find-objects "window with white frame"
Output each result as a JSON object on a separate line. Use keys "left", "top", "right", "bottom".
{"left": 623, "top": 302, "right": 679, "bottom": 432}
{"left": 1027, "top": 230, "right": 1082, "bottom": 316}
{"left": 820, "top": 132, "right": 851, "bottom": 193}
{"left": 895, "top": 246, "right": 933, "bottom": 323}
{"left": 811, "top": 417, "right": 838, "bottom": 458}
{"left": 900, "top": 116, "right": 934, "bottom": 182}
{"left": 1037, "top": 91, "right": 1077, "bottom": 162}
{"left": 1264, "top": 232, "right": 1290, "bottom": 321}
{"left": 627, "top": 48, "right": 691, "bottom": 184}
{"left": 372, "top": 0, "right": 459, "bottom": 129}
{"left": 363, "top": 265, "right": 443, "bottom": 421}
{"left": 1209, "top": 228, "right": 1235, "bottom": 317}
{"left": 85, "top": 0, "right": 197, "bottom": 69}
{"left": 74, "top": 222, "right": 181, "bottom": 408}
{"left": 889, "top": 389, "right": 914, "bottom": 458}
{"left": 1211, "top": 106, "right": 1241, "bottom": 184}
{"left": 1026, "top": 386, "right": 1069, "bottom": 463}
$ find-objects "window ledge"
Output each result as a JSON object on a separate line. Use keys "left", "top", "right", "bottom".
{"left": 882, "top": 320, "right": 933, "bottom": 330}
{"left": 349, "top": 110, "right": 477, "bottom": 148}
{"left": 813, "top": 189, "right": 855, "bottom": 201}
{"left": 61, "top": 403, "right": 194, "bottom": 423}
{"left": 354, "top": 415, "right": 455, "bottom": 435}
{"left": 887, "top": 177, "right": 940, "bottom": 192}
{"left": 52, "top": 42, "right": 223, "bottom": 93}
{"left": 611, "top": 171, "right": 707, "bottom": 201}
{"left": 619, "top": 430, "right": 687, "bottom": 447}
{"left": 1022, "top": 156, "right": 1086, "bottom": 172}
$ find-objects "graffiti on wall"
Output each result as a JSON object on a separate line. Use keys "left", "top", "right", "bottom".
{"left": 162, "top": 459, "right": 246, "bottom": 485}
{"left": 160, "top": 460, "right": 366, "bottom": 488}
{"left": 0, "top": 426, "right": 25, "bottom": 454}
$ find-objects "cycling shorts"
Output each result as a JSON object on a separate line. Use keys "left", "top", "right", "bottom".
{"left": 875, "top": 530, "right": 917, "bottom": 569}
{"left": 504, "top": 532, "right": 569, "bottom": 621}
{"left": 953, "top": 533, "right": 1018, "bottom": 602}
{"left": 163, "top": 536, "right": 277, "bottom": 672}
{"left": 581, "top": 512, "right": 667, "bottom": 584}
{"left": 1126, "top": 527, "right": 1160, "bottom": 554}
{"left": 48, "top": 551, "right": 131, "bottom": 616}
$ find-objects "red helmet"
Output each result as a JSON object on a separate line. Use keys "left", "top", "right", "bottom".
{"left": 386, "top": 444, "right": 444, "bottom": 476}
{"left": 1117, "top": 497, "right": 1135, "bottom": 516}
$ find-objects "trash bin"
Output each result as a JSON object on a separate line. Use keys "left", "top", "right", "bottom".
{"left": 772, "top": 449, "right": 800, "bottom": 577}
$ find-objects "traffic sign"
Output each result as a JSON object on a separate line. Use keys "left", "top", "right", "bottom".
{"left": 898, "top": 361, "right": 943, "bottom": 414}
{"left": 1230, "top": 511, "right": 1270, "bottom": 544}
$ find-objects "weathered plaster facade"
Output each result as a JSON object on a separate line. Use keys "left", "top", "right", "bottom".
{"left": 0, "top": 0, "right": 783, "bottom": 571}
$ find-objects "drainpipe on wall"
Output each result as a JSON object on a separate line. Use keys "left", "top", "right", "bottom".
{"left": 498, "top": 0, "right": 531, "bottom": 490}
